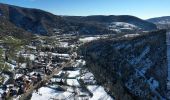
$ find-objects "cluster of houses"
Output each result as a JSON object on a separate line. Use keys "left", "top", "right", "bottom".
{"left": 0, "top": 36, "right": 75, "bottom": 99}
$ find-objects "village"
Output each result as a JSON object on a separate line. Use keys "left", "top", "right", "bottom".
{"left": 0, "top": 34, "right": 113, "bottom": 100}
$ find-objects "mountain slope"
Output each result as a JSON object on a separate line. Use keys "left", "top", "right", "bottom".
{"left": 147, "top": 16, "right": 170, "bottom": 29}
{"left": 0, "top": 3, "right": 157, "bottom": 35}
{"left": 63, "top": 15, "right": 157, "bottom": 31}
{"left": 0, "top": 3, "right": 66, "bottom": 35}
{"left": 0, "top": 4, "right": 33, "bottom": 38}
{"left": 0, "top": 14, "right": 32, "bottom": 38}
{"left": 0, "top": 21, "right": 32, "bottom": 39}
{"left": 0, "top": 3, "right": 115, "bottom": 35}
{"left": 80, "top": 30, "right": 167, "bottom": 100}
{"left": 148, "top": 16, "right": 170, "bottom": 24}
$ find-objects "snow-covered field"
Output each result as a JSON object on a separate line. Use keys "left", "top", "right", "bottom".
{"left": 108, "top": 22, "right": 140, "bottom": 32}
{"left": 31, "top": 87, "right": 73, "bottom": 100}
{"left": 109, "top": 22, "right": 137, "bottom": 28}
{"left": 31, "top": 59, "right": 113, "bottom": 100}
{"left": 87, "top": 85, "right": 113, "bottom": 100}
{"left": 67, "top": 70, "right": 80, "bottom": 77}
{"left": 79, "top": 37, "right": 100, "bottom": 43}
{"left": 123, "top": 34, "right": 139, "bottom": 38}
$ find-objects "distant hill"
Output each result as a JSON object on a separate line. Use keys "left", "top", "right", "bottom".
{"left": 63, "top": 15, "right": 157, "bottom": 31}
{"left": 147, "top": 16, "right": 170, "bottom": 29}
{"left": 0, "top": 3, "right": 66, "bottom": 36}
{"left": 0, "top": 4, "right": 32, "bottom": 38}
{"left": 0, "top": 14, "right": 32, "bottom": 38}
{"left": 0, "top": 3, "right": 157, "bottom": 36}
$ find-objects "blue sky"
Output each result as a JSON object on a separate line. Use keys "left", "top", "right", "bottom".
{"left": 0, "top": 0, "right": 169, "bottom": 19}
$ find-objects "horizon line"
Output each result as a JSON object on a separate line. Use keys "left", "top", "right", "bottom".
{"left": 0, "top": 2, "right": 169, "bottom": 20}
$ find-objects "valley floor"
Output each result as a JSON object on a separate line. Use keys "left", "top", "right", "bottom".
{"left": 0, "top": 35, "right": 113, "bottom": 100}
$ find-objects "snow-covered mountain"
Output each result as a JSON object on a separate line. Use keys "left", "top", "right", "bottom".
{"left": 80, "top": 30, "right": 167, "bottom": 100}
{"left": 148, "top": 16, "right": 170, "bottom": 24}
{"left": 147, "top": 16, "right": 170, "bottom": 29}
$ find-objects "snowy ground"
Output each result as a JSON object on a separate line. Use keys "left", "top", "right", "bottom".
{"left": 31, "top": 59, "right": 113, "bottom": 100}
{"left": 123, "top": 34, "right": 139, "bottom": 38}
{"left": 87, "top": 85, "right": 113, "bottom": 100}
{"left": 79, "top": 37, "right": 100, "bottom": 43}
{"left": 67, "top": 70, "right": 80, "bottom": 77}
{"left": 31, "top": 87, "right": 73, "bottom": 100}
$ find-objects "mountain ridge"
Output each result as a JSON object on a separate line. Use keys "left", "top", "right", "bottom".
{"left": 0, "top": 3, "right": 157, "bottom": 36}
{"left": 147, "top": 16, "right": 170, "bottom": 30}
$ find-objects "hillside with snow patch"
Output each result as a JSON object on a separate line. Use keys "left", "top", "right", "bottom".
{"left": 81, "top": 30, "right": 167, "bottom": 100}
